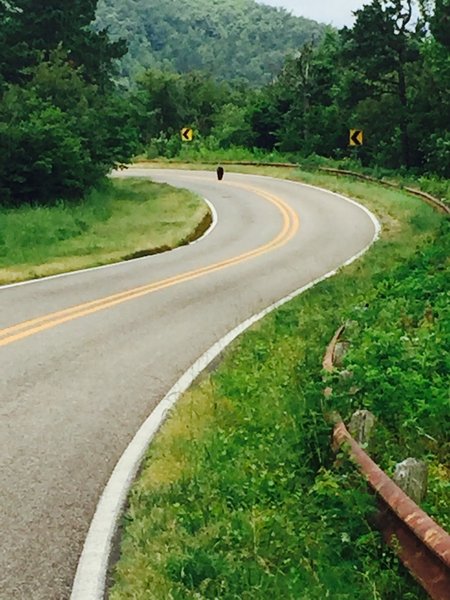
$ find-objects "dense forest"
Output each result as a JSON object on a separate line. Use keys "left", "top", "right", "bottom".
{"left": 0, "top": 0, "right": 448, "bottom": 209}
{"left": 95, "top": 0, "right": 325, "bottom": 85}
{"left": 110, "top": 0, "right": 449, "bottom": 177}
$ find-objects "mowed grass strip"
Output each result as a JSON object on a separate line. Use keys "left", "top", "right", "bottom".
{"left": 109, "top": 171, "right": 445, "bottom": 599}
{"left": 0, "top": 177, "right": 209, "bottom": 285}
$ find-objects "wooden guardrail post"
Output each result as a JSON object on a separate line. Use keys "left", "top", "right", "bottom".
{"left": 393, "top": 458, "right": 428, "bottom": 505}
{"left": 348, "top": 410, "right": 376, "bottom": 446}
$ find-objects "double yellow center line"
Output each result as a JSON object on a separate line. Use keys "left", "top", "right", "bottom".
{"left": 0, "top": 182, "right": 299, "bottom": 348}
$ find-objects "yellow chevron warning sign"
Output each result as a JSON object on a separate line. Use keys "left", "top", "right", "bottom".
{"left": 181, "top": 127, "right": 194, "bottom": 142}
{"left": 349, "top": 129, "right": 364, "bottom": 146}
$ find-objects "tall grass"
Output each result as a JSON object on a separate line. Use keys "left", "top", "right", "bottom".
{"left": 0, "top": 178, "right": 208, "bottom": 284}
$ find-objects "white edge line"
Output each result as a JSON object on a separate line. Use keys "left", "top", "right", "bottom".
{"left": 190, "top": 197, "right": 218, "bottom": 245}
{"left": 0, "top": 197, "right": 217, "bottom": 291}
{"left": 70, "top": 182, "right": 381, "bottom": 600}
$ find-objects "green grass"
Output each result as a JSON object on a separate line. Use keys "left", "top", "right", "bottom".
{"left": 109, "top": 167, "right": 448, "bottom": 599}
{"left": 0, "top": 177, "right": 209, "bottom": 284}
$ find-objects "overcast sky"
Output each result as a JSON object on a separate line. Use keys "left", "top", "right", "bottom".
{"left": 258, "top": 0, "right": 369, "bottom": 28}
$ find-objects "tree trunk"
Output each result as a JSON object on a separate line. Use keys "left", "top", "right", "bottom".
{"left": 397, "top": 62, "right": 411, "bottom": 168}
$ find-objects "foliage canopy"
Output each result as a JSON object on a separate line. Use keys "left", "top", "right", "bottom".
{"left": 0, "top": 0, "right": 138, "bottom": 206}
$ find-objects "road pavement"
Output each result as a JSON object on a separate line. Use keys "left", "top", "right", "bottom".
{"left": 0, "top": 169, "right": 377, "bottom": 599}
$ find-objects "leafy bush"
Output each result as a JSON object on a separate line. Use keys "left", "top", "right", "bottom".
{"left": 0, "top": 89, "right": 93, "bottom": 205}
{"left": 0, "top": 52, "right": 139, "bottom": 206}
{"left": 328, "top": 221, "right": 450, "bottom": 524}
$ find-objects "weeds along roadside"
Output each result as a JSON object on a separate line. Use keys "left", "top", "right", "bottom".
{"left": 325, "top": 219, "right": 450, "bottom": 528}
{"left": 109, "top": 170, "right": 446, "bottom": 599}
{"left": 0, "top": 177, "right": 209, "bottom": 285}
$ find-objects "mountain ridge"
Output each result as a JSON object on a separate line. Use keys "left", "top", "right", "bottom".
{"left": 95, "top": 0, "right": 326, "bottom": 85}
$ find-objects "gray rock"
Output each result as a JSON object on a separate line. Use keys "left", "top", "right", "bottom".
{"left": 339, "top": 369, "right": 353, "bottom": 380}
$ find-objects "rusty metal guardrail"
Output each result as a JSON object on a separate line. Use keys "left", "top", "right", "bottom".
{"left": 323, "top": 325, "right": 450, "bottom": 600}
{"left": 319, "top": 167, "right": 450, "bottom": 215}
{"left": 334, "top": 420, "right": 450, "bottom": 600}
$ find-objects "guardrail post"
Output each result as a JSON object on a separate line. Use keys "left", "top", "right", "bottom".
{"left": 333, "top": 340, "right": 350, "bottom": 367}
{"left": 349, "top": 410, "right": 376, "bottom": 446}
{"left": 393, "top": 458, "right": 428, "bottom": 505}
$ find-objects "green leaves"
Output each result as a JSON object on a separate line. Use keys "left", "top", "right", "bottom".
{"left": 0, "top": 52, "right": 139, "bottom": 206}
{"left": 0, "top": 0, "right": 126, "bottom": 89}
{"left": 333, "top": 221, "right": 450, "bottom": 461}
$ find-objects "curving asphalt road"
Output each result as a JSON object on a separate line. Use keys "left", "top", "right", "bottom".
{"left": 0, "top": 169, "right": 377, "bottom": 599}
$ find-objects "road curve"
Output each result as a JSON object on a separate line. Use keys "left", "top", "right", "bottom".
{"left": 0, "top": 169, "right": 378, "bottom": 599}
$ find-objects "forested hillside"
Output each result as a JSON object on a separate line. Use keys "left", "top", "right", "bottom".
{"left": 95, "top": 0, "right": 325, "bottom": 85}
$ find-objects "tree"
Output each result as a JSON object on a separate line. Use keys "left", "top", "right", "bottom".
{"left": 211, "top": 102, "right": 255, "bottom": 149}
{"left": 0, "top": 0, "right": 126, "bottom": 88}
{"left": 95, "top": 0, "right": 325, "bottom": 85}
{"left": 279, "top": 42, "right": 315, "bottom": 145}
{"left": 430, "top": 0, "right": 450, "bottom": 48}
{"left": 133, "top": 69, "right": 186, "bottom": 144}
{"left": 410, "top": 0, "right": 450, "bottom": 175}
{"left": 0, "top": 51, "right": 139, "bottom": 206}
{"left": 245, "top": 31, "right": 347, "bottom": 157}
{"left": 0, "top": 1, "right": 24, "bottom": 90}
{"left": 341, "top": 0, "right": 421, "bottom": 168}
{"left": 0, "top": 0, "right": 140, "bottom": 206}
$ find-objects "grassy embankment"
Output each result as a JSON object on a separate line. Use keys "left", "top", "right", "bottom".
{"left": 0, "top": 177, "right": 210, "bottom": 285}
{"left": 109, "top": 166, "right": 449, "bottom": 599}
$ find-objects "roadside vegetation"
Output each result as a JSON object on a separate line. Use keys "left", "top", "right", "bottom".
{"left": 0, "top": 178, "right": 209, "bottom": 284}
{"left": 328, "top": 219, "right": 450, "bottom": 531}
{"left": 109, "top": 172, "right": 448, "bottom": 599}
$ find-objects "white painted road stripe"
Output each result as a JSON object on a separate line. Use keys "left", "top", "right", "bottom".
{"left": 70, "top": 183, "right": 381, "bottom": 600}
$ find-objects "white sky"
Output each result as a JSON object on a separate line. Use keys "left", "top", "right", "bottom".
{"left": 258, "top": 0, "right": 369, "bottom": 28}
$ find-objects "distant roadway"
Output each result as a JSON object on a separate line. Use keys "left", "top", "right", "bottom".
{"left": 0, "top": 169, "right": 377, "bottom": 599}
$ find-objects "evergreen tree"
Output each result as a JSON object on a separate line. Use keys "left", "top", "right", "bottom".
{"left": 1, "top": 0, "right": 126, "bottom": 88}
